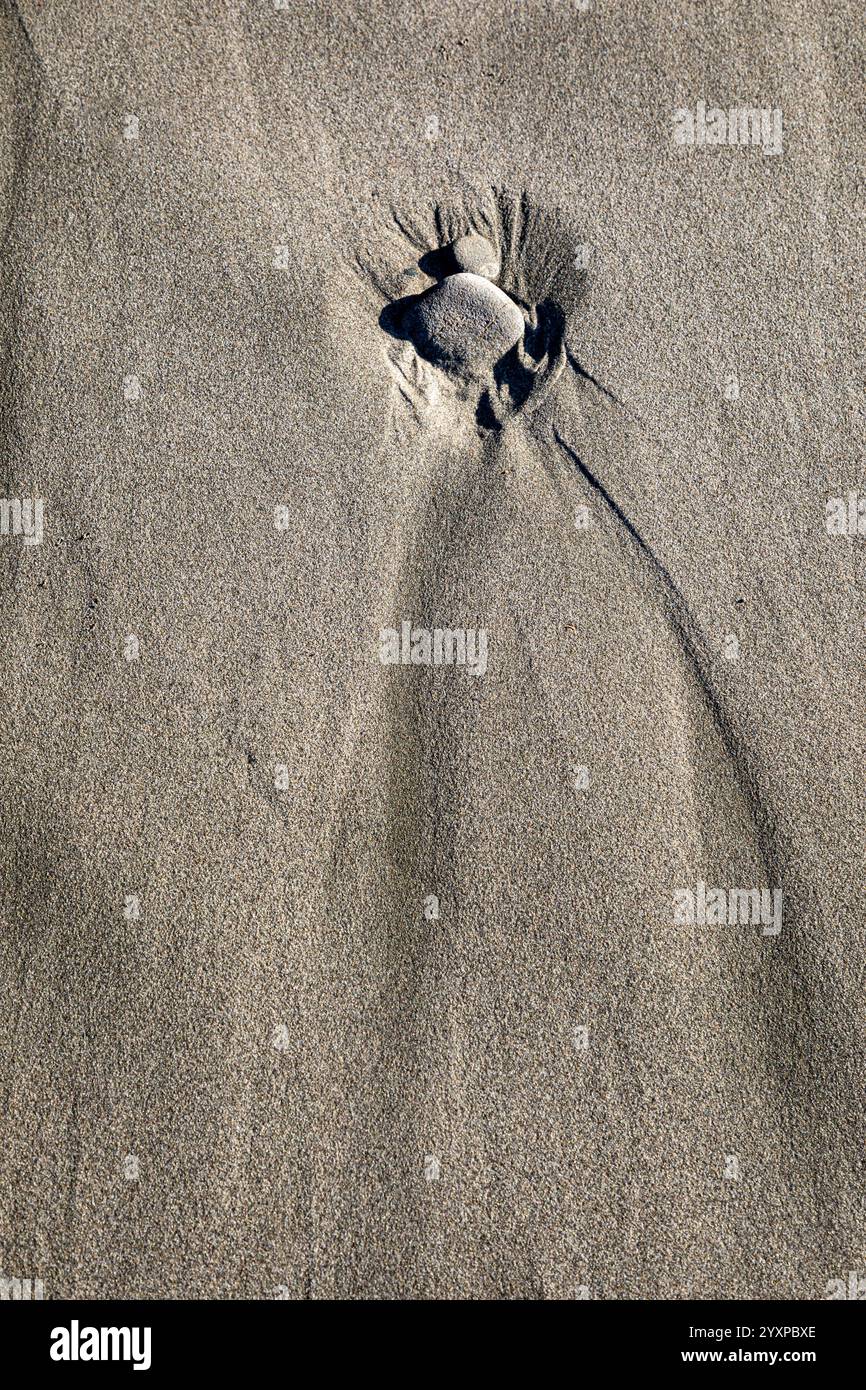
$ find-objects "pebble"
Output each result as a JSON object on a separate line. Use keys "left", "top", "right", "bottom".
{"left": 404, "top": 272, "right": 524, "bottom": 376}
{"left": 451, "top": 233, "right": 500, "bottom": 280}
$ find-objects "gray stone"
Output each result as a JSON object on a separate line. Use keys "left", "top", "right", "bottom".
{"left": 404, "top": 272, "right": 524, "bottom": 377}
{"left": 451, "top": 233, "right": 500, "bottom": 280}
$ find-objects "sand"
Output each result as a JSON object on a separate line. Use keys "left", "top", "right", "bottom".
{"left": 0, "top": 0, "right": 863, "bottom": 1300}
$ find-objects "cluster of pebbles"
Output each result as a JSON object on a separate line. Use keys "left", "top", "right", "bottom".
{"left": 403, "top": 234, "right": 525, "bottom": 381}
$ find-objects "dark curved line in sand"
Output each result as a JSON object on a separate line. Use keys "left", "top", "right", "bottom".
{"left": 564, "top": 348, "right": 625, "bottom": 407}
{"left": 552, "top": 416, "right": 853, "bottom": 1175}
{"left": 551, "top": 425, "right": 781, "bottom": 898}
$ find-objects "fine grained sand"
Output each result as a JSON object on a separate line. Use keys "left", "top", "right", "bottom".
{"left": 0, "top": 1, "right": 862, "bottom": 1299}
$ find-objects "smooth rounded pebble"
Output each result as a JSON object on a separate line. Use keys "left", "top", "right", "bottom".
{"left": 451, "top": 233, "right": 500, "bottom": 280}
{"left": 404, "top": 272, "right": 524, "bottom": 376}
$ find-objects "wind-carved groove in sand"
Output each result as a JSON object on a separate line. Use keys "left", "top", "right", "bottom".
{"left": 552, "top": 404, "right": 844, "bottom": 1186}
{"left": 552, "top": 425, "right": 782, "bottom": 900}
{"left": 565, "top": 348, "right": 625, "bottom": 408}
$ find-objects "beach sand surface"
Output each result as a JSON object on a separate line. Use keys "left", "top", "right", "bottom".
{"left": 0, "top": 1, "right": 862, "bottom": 1298}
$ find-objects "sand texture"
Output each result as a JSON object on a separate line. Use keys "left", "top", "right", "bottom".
{"left": 0, "top": 0, "right": 863, "bottom": 1299}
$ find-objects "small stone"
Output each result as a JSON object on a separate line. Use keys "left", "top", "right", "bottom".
{"left": 451, "top": 234, "right": 500, "bottom": 280}
{"left": 404, "top": 272, "right": 524, "bottom": 378}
